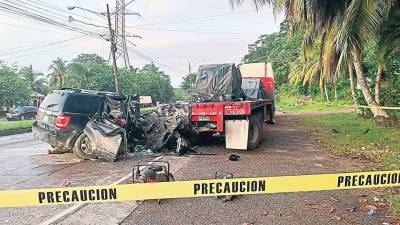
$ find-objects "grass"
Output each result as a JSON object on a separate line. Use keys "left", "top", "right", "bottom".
{"left": 299, "top": 113, "right": 400, "bottom": 216}
{"left": 276, "top": 95, "right": 350, "bottom": 112}
{"left": 141, "top": 106, "right": 157, "bottom": 113}
{"left": 0, "top": 120, "right": 34, "bottom": 132}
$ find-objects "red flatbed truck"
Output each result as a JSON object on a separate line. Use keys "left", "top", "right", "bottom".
{"left": 191, "top": 63, "right": 275, "bottom": 150}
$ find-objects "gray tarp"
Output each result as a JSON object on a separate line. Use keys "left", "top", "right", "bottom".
{"left": 194, "top": 63, "right": 243, "bottom": 102}
{"left": 241, "top": 79, "right": 266, "bottom": 100}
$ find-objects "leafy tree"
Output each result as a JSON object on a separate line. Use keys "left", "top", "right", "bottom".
{"left": 180, "top": 73, "right": 196, "bottom": 92}
{"left": 19, "top": 65, "right": 48, "bottom": 94}
{"left": 233, "top": 0, "right": 396, "bottom": 122}
{"left": 72, "top": 53, "right": 107, "bottom": 65}
{"left": 67, "top": 62, "right": 93, "bottom": 89}
{"left": 0, "top": 64, "right": 31, "bottom": 107}
{"left": 120, "top": 63, "right": 174, "bottom": 103}
{"left": 48, "top": 57, "right": 67, "bottom": 89}
{"left": 243, "top": 25, "right": 303, "bottom": 89}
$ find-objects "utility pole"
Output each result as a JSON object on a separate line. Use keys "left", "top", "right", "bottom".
{"left": 106, "top": 4, "right": 120, "bottom": 94}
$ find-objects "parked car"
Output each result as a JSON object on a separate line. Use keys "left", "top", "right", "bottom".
{"left": 6, "top": 106, "right": 37, "bottom": 121}
{"left": 32, "top": 88, "right": 130, "bottom": 159}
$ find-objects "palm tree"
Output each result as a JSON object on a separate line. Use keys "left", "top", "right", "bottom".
{"left": 68, "top": 62, "right": 92, "bottom": 89}
{"left": 48, "top": 57, "right": 67, "bottom": 89}
{"left": 374, "top": 3, "right": 400, "bottom": 104}
{"left": 231, "top": 0, "right": 394, "bottom": 122}
{"left": 19, "top": 65, "right": 47, "bottom": 92}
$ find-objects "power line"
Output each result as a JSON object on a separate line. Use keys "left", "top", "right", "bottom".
{"left": 0, "top": 18, "right": 81, "bottom": 36}
{"left": 0, "top": 36, "right": 85, "bottom": 56}
{"left": 128, "top": 9, "right": 262, "bottom": 28}
{"left": 0, "top": 1, "right": 104, "bottom": 38}
{"left": 2, "top": 36, "right": 90, "bottom": 61}
{"left": 130, "top": 26, "right": 260, "bottom": 35}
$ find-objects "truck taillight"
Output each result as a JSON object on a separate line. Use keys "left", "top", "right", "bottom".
{"left": 55, "top": 114, "right": 71, "bottom": 128}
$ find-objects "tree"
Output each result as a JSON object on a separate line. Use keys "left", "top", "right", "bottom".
{"left": 120, "top": 64, "right": 175, "bottom": 103}
{"left": 180, "top": 73, "right": 196, "bottom": 92}
{"left": 67, "top": 62, "right": 92, "bottom": 89}
{"left": 48, "top": 57, "right": 67, "bottom": 89}
{"left": 19, "top": 65, "right": 48, "bottom": 94}
{"left": 243, "top": 26, "right": 303, "bottom": 89}
{"left": 0, "top": 64, "right": 31, "bottom": 107}
{"left": 72, "top": 53, "right": 107, "bottom": 65}
{"left": 232, "top": 0, "right": 394, "bottom": 122}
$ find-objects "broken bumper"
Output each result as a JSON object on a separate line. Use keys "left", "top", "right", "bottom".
{"left": 32, "top": 122, "right": 77, "bottom": 149}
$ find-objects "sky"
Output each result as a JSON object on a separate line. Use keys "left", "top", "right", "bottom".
{"left": 0, "top": 0, "right": 282, "bottom": 87}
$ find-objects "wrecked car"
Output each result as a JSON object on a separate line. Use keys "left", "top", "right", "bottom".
{"left": 33, "top": 88, "right": 141, "bottom": 160}
{"left": 33, "top": 88, "right": 192, "bottom": 161}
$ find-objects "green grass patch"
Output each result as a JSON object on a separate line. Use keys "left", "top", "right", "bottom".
{"left": 141, "top": 106, "right": 157, "bottom": 113}
{"left": 299, "top": 113, "right": 400, "bottom": 216}
{"left": 0, "top": 120, "right": 34, "bottom": 132}
{"left": 276, "top": 95, "right": 349, "bottom": 112}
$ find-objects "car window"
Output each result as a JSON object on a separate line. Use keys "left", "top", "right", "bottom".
{"left": 13, "top": 107, "right": 25, "bottom": 113}
{"left": 40, "top": 91, "right": 68, "bottom": 112}
{"left": 63, "top": 94, "right": 99, "bottom": 114}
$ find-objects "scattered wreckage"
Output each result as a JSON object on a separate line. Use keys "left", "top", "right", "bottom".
{"left": 83, "top": 98, "right": 192, "bottom": 161}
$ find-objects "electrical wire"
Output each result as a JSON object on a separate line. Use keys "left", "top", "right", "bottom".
{"left": 131, "top": 26, "right": 260, "bottom": 35}
{"left": 0, "top": 1, "right": 104, "bottom": 38}
{"left": 128, "top": 9, "right": 264, "bottom": 28}
{"left": 0, "top": 36, "right": 85, "bottom": 56}
{"left": 1, "top": 36, "right": 91, "bottom": 61}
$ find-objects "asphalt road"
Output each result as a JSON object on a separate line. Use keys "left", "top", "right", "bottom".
{"left": 0, "top": 114, "right": 396, "bottom": 225}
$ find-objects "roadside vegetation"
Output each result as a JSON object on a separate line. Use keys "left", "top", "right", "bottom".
{"left": 0, "top": 120, "right": 34, "bottom": 132}
{"left": 299, "top": 112, "right": 400, "bottom": 216}
{"left": 0, "top": 54, "right": 175, "bottom": 108}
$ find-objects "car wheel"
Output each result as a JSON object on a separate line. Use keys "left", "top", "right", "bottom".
{"left": 247, "top": 115, "right": 263, "bottom": 150}
{"left": 73, "top": 133, "right": 97, "bottom": 160}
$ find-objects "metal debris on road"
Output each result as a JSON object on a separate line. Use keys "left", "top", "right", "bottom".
{"left": 228, "top": 153, "right": 240, "bottom": 161}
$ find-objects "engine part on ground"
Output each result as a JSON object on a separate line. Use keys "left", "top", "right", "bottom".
{"left": 193, "top": 63, "right": 243, "bottom": 102}
{"left": 132, "top": 161, "right": 174, "bottom": 184}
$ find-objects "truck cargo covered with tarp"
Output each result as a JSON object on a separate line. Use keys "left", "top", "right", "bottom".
{"left": 241, "top": 79, "right": 266, "bottom": 100}
{"left": 193, "top": 63, "right": 243, "bottom": 102}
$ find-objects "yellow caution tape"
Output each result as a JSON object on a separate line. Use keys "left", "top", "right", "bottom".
{"left": 346, "top": 105, "right": 400, "bottom": 110}
{"left": 1, "top": 170, "right": 400, "bottom": 208}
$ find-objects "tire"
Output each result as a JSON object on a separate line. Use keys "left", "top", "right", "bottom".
{"left": 73, "top": 133, "right": 97, "bottom": 160}
{"left": 247, "top": 115, "right": 263, "bottom": 150}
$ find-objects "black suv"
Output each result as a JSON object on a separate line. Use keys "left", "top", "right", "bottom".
{"left": 33, "top": 89, "right": 126, "bottom": 158}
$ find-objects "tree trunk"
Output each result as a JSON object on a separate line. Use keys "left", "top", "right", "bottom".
{"left": 334, "top": 83, "right": 337, "bottom": 101}
{"left": 324, "top": 84, "right": 330, "bottom": 102}
{"left": 374, "top": 64, "right": 384, "bottom": 105}
{"left": 58, "top": 74, "right": 64, "bottom": 89}
{"left": 351, "top": 45, "right": 390, "bottom": 120}
{"left": 348, "top": 63, "right": 356, "bottom": 99}
{"left": 348, "top": 63, "right": 363, "bottom": 114}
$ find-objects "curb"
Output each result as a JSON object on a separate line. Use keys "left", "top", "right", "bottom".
{"left": 0, "top": 128, "right": 32, "bottom": 137}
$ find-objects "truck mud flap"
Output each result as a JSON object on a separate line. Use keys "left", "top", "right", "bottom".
{"left": 225, "top": 120, "right": 249, "bottom": 150}
{"left": 84, "top": 121, "right": 123, "bottom": 161}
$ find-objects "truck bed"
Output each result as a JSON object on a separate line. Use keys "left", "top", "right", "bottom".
{"left": 191, "top": 99, "right": 273, "bottom": 132}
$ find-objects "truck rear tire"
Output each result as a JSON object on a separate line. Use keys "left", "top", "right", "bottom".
{"left": 247, "top": 115, "right": 263, "bottom": 150}
{"left": 73, "top": 133, "right": 97, "bottom": 160}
